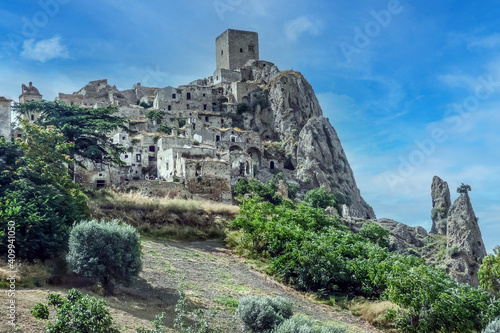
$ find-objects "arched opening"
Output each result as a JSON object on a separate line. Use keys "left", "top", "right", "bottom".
{"left": 270, "top": 161, "right": 275, "bottom": 169}
{"left": 230, "top": 145, "right": 243, "bottom": 152}
{"left": 247, "top": 147, "right": 261, "bottom": 166}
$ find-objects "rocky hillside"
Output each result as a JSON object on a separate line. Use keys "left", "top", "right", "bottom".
{"left": 246, "top": 62, "right": 375, "bottom": 219}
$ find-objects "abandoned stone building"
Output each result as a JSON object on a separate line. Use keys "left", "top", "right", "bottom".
{"left": 2, "top": 29, "right": 376, "bottom": 218}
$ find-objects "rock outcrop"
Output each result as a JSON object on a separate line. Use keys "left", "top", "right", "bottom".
{"left": 340, "top": 217, "right": 428, "bottom": 253}
{"left": 446, "top": 191, "right": 487, "bottom": 287}
{"left": 375, "top": 218, "right": 428, "bottom": 251}
{"left": 264, "top": 71, "right": 375, "bottom": 219}
{"left": 430, "top": 176, "right": 451, "bottom": 235}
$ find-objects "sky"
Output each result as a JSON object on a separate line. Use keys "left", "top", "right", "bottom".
{"left": 1, "top": 0, "right": 499, "bottom": 252}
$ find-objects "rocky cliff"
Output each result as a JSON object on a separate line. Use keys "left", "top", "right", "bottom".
{"left": 260, "top": 69, "right": 375, "bottom": 219}
{"left": 446, "top": 191, "right": 487, "bottom": 287}
{"left": 430, "top": 176, "right": 451, "bottom": 235}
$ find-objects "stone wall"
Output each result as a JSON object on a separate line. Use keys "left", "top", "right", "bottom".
{"left": 0, "top": 97, "right": 12, "bottom": 139}
{"left": 120, "top": 180, "right": 191, "bottom": 199}
{"left": 154, "top": 85, "right": 212, "bottom": 112}
{"left": 185, "top": 159, "right": 231, "bottom": 202}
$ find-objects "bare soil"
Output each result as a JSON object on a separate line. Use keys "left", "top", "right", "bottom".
{"left": 0, "top": 240, "right": 384, "bottom": 333}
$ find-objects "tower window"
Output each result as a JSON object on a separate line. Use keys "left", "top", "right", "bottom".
{"left": 168, "top": 105, "right": 172, "bottom": 111}
{"left": 270, "top": 161, "right": 275, "bottom": 169}
{"left": 172, "top": 93, "right": 176, "bottom": 99}
{"left": 221, "top": 50, "right": 223, "bottom": 56}
{"left": 136, "top": 154, "right": 141, "bottom": 162}
{"left": 187, "top": 104, "right": 190, "bottom": 109}
{"left": 31, "top": 115, "right": 34, "bottom": 121}
{"left": 205, "top": 116, "right": 209, "bottom": 121}
{"left": 203, "top": 104, "right": 207, "bottom": 110}
{"left": 240, "top": 48, "right": 243, "bottom": 53}
{"left": 149, "top": 146, "right": 155, "bottom": 152}
{"left": 187, "top": 92, "right": 191, "bottom": 100}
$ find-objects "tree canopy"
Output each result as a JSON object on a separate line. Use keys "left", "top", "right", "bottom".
{"left": 14, "top": 100, "right": 128, "bottom": 167}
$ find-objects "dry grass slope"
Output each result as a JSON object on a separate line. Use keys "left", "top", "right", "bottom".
{"left": 89, "top": 191, "right": 239, "bottom": 241}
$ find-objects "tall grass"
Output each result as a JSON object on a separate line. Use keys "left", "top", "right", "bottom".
{"left": 88, "top": 191, "right": 239, "bottom": 241}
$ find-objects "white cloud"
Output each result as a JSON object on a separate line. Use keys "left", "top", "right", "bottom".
{"left": 468, "top": 33, "right": 500, "bottom": 49}
{"left": 20, "top": 35, "right": 69, "bottom": 63}
{"left": 284, "top": 16, "right": 322, "bottom": 42}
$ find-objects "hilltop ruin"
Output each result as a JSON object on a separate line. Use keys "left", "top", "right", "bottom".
{"left": 0, "top": 29, "right": 375, "bottom": 219}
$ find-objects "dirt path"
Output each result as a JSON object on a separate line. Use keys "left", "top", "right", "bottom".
{"left": 0, "top": 240, "right": 384, "bottom": 332}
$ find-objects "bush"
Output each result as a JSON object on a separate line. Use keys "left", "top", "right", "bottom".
{"left": 237, "top": 103, "right": 248, "bottom": 113}
{"left": 479, "top": 246, "right": 500, "bottom": 297}
{"left": 233, "top": 178, "right": 282, "bottom": 205}
{"left": 32, "top": 289, "right": 119, "bottom": 332}
{"left": 286, "top": 182, "right": 300, "bottom": 200}
{"left": 482, "top": 316, "right": 500, "bottom": 333}
{"left": 275, "top": 315, "right": 346, "bottom": 333}
{"left": 304, "top": 188, "right": 335, "bottom": 209}
{"left": 66, "top": 219, "right": 142, "bottom": 293}
{"left": 158, "top": 125, "right": 173, "bottom": 134}
{"left": 359, "top": 223, "right": 390, "bottom": 248}
{"left": 145, "top": 110, "right": 165, "bottom": 122}
{"left": 230, "top": 197, "right": 500, "bottom": 332}
{"left": 237, "top": 296, "right": 293, "bottom": 333}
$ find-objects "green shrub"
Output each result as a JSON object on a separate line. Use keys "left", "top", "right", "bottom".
{"left": 276, "top": 315, "right": 346, "bottom": 333}
{"left": 304, "top": 188, "right": 335, "bottom": 209}
{"left": 66, "top": 219, "right": 142, "bottom": 293}
{"left": 479, "top": 246, "right": 500, "bottom": 297}
{"left": 158, "top": 125, "right": 173, "bottom": 134}
{"left": 447, "top": 245, "right": 461, "bottom": 257}
{"left": 359, "top": 223, "right": 390, "bottom": 248}
{"left": 178, "top": 118, "right": 187, "bottom": 128}
{"left": 482, "top": 316, "right": 500, "bottom": 333}
{"left": 233, "top": 178, "right": 282, "bottom": 205}
{"left": 237, "top": 296, "right": 293, "bottom": 333}
{"left": 237, "top": 103, "right": 248, "bottom": 113}
{"left": 286, "top": 182, "right": 300, "bottom": 200}
{"left": 32, "top": 289, "right": 119, "bottom": 332}
{"left": 230, "top": 197, "right": 500, "bottom": 332}
{"left": 136, "top": 313, "right": 167, "bottom": 333}
{"left": 146, "top": 110, "right": 165, "bottom": 122}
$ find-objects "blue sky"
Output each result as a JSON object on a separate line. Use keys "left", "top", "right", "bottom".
{"left": 1, "top": 0, "right": 499, "bottom": 252}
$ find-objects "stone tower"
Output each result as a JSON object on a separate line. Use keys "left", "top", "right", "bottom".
{"left": 215, "top": 29, "right": 259, "bottom": 71}
{"left": 0, "top": 97, "right": 12, "bottom": 139}
{"left": 19, "top": 82, "right": 43, "bottom": 122}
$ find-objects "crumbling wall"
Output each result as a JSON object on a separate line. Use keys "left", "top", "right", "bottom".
{"left": 0, "top": 97, "right": 12, "bottom": 139}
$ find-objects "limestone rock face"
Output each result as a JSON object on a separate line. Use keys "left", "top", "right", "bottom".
{"left": 264, "top": 71, "right": 375, "bottom": 219}
{"left": 430, "top": 176, "right": 451, "bottom": 235}
{"left": 374, "top": 218, "right": 428, "bottom": 251}
{"left": 446, "top": 192, "right": 487, "bottom": 287}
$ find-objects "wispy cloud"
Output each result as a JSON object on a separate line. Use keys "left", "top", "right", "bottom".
{"left": 20, "top": 35, "right": 69, "bottom": 63}
{"left": 468, "top": 33, "right": 500, "bottom": 49}
{"left": 284, "top": 16, "right": 322, "bottom": 42}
